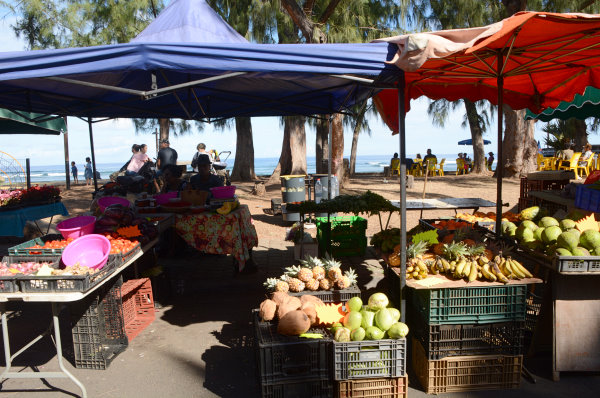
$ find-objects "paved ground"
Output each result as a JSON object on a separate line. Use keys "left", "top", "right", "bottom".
{"left": 0, "top": 236, "right": 599, "bottom": 397}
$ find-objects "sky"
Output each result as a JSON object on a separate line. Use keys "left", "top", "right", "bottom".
{"left": 0, "top": 4, "right": 558, "bottom": 167}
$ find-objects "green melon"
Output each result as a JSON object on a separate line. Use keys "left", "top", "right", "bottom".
{"left": 559, "top": 219, "right": 577, "bottom": 231}
{"left": 521, "top": 220, "right": 538, "bottom": 231}
{"left": 541, "top": 226, "right": 562, "bottom": 244}
{"left": 572, "top": 247, "right": 591, "bottom": 256}
{"left": 502, "top": 221, "right": 517, "bottom": 234}
{"left": 579, "top": 229, "right": 600, "bottom": 251}
{"left": 538, "top": 217, "right": 559, "bottom": 228}
{"left": 533, "top": 227, "right": 545, "bottom": 242}
{"left": 555, "top": 248, "right": 573, "bottom": 256}
{"left": 515, "top": 225, "right": 534, "bottom": 242}
{"left": 519, "top": 206, "right": 540, "bottom": 221}
{"left": 557, "top": 231, "right": 579, "bottom": 253}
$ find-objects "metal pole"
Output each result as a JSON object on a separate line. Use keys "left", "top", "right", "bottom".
{"left": 327, "top": 116, "right": 333, "bottom": 200}
{"left": 87, "top": 117, "right": 98, "bottom": 192}
{"left": 155, "top": 128, "right": 159, "bottom": 158}
{"left": 63, "top": 118, "right": 70, "bottom": 189}
{"left": 398, "top": 76, "right": 407, "bottom": 323}
{"left": 25, "top": 158, "right": 31, "bottom": 189}
{"left": 496, "top": 53, "right": 504, "bottom": 236}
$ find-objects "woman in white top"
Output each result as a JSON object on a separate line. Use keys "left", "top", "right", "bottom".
{"left": 126, "top": 144, "right": 150, "bottom": 175}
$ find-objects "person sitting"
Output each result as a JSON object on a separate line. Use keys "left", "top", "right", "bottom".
{"left": 578, "top": 143, "right": 594, "bottom": 178}
{"left": 189, "top": 154, "right": 223, "bottom": 199}
{"left": 126, "top": 144, "right": 150, "bottom": 176}
{"left": 160, "top": 164, "right": 185, "bottom": 193}
{"left": 557, "top": 144, "right": 575, "bottom": 168}
{"left": 423, "top": 148, "right": 436, "bottom": 163}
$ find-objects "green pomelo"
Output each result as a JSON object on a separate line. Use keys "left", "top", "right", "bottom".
{"left": 572, "top": 247, "right": 591, "bottom": 256}
{"left": 334, "top": 327, "right": 351, "bottom": 342}
{"left": 350, "top": 327, "right": 366, "bottom": 341}
{"left": 502, "top": 221, "right": 517, "bottom": 234}
{"left": 515, "top": 225, "right": 535, "bottom": 242}
{"left": 374, "top": 308, "right": 395, "bottom": 332}
{"left": 519, "top": 206, "right": 540, "bottom": 221}
{"left": 343, "top": 311, "right": 362, "bottom": 331}
{"left": 365, "top": 326, "right": 385, "bottom": 340}
{"left": 346, "top": 297, "right": 363, "bottom": 313}
{"left": 387, "top": 308, "right": 401, "bottom": 323}
{"left": 560, "top": 219, "right": 577, "bottom": 231}
{"left": 533, "top": 227, "right": 545, "bottom": 242}
{"left": 538, "top": 217, "right": 559, "bottom": 228}
{"left": 555, "top": 248, "right": 573, "bottom": 256}
{"left": 387, "top": 322, "right": 410, "bottom": 339}
{"left": 557, "top": 231, "right": 579, "bottom": 252}
{"left": 367, "top": 292, "right": 389, "bottom": 311}
{"left": 521, "top": 220, "right": 538, "bottom": 231}
{"left": 360, "top": 309, "right": 376, "bottom": 329}
{"left": 541, "top": 226, "right": 562, "bottom": 244}
{"left": 579, "top": 230, "right": 600, "bottom": 251}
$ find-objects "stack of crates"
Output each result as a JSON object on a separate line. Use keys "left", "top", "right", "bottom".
{"left": 409, "top": 284, "right": 528, "bottom": 394}
{"left": 316, "top": 216, "right": 367, "bottom": 258}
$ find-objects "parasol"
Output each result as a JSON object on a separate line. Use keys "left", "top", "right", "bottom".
{"left": 458, "top": 138, "right": 491, "bottom": 145}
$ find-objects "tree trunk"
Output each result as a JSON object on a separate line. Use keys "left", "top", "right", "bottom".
{"left": 331, "top": 114, "right": 345, "bottom": 186}
{"left": 316, "top": 118, "right": 329, "bottom": 173}
{"left": 231, "top": 117, "right": 256, "bottom": 181}
{"left": 349, "top": 103, "right": 368, "bottom": 177}
{"left": 268, "top": 116, "right": 306, "bottom": 183}
{"left": 159, "top": 118, "right": 170, "bottom": 141}
{"left": 463, "top": 99, "right": 488, "bottom": 174}
{"left": 574, "top": 119, "right": 588, "bottom": 151}
{"left": 502, "top": 0, "right": 527, "bottom": 17}
{"left": 501, "top": 107, "right": 538, "bottom": 178}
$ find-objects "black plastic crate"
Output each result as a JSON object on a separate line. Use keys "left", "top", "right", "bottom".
{"left": 17, "top": 255, "right": 120, "bottom": 293}
{"left": 0, "top": 255, "right": 60, "bottom": 293}
{"left": 0, "top": 275, "right": 20, "bottom": 293}
{"left": 8, "top": 234, "right": 66, "bottom": 256}
{"left": 253, "top": 310, "right": 331, "bottom": 384}
{"left": 408, "top": 305, "right": 524, "bottom": 360}
{"left": 115, "top": 242, "right": 142, "bottom": 266}
{"left": 333, "top": 339, "right": 407, "bottom": 380}
{"left": 288, "top": 285, "right": 361, "bottom": 303}
{"left": 261, "top": 377, "right": 333, "bottom": 398}
{"left": 70, "top": 276, "right": 128, "bottom": 369}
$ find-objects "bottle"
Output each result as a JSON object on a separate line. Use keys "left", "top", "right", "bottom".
{"left": 322, "top": 178, "right": 329, "bottom": 200}
{"left": 332, "top": 174, "right": 339, "bottom": 198}
{"left": 315, "top": 179, "right": 323, "bottom": 203}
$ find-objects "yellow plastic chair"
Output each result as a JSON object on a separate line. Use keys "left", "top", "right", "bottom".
{"left": 456, "top": 158, "right": 466, "bottom": 175}
{"left": 425, "top": 158, "right": 438, "bottom": 176}
{"left": 558, "top": 152, "right": 582, "bottom": 178}
{"left": 536, "top": 153, "right": 552, "bottom": 171}
{"left": 409, "top": 160, "right": 422, "bottom": 177}
{"left": 390, "top": 158, "right": 400, "bottom": 176}
{"left": 577, "top": 154, "right": 595, "bottom": 178}
{"left": 435, "top": 158, "right": 445, "bottom": 176}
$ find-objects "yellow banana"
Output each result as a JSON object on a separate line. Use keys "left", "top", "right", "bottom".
{"left": 455, "top": 258, "right": 467, "bottom": 276}
{"left": 440, "top": 258, "right": 451, "bottom": 272}
{"left": 468, "top": 261, "right": 478, "bottom": 282}
{"left": 406, "top": 266, "right": 414, "bottom": 273}
{"left": 417, "top": 260, "right": 428, "bottom": 273}
{"left": 507, "top": 258, "right": 526, "bottom": 279}
{"left": 482, "top": 263, "right": 497, "bottom": 282}
{"left": 491, "top": 262, "right": 509, "bottom": 283}
{"left": 511, "top": 258, "right": 533, "bottom": 278}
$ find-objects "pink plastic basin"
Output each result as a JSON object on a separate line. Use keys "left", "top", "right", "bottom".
{"left": 61, "top": 234, "right": 111, "bottom": 270}
{"left": 154, "top": 191, "right": 178, "bottom": 205}
{"left": 97, "top": 196, "right": 131, "bottom": 212}
{"left": 210, "top": 185, "right": 236, "bottom": 199}
{"left": 56, "top": 215, "right": 96, "bottom": 239}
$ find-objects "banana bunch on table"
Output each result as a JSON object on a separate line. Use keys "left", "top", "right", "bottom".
{"left": 421, "top": 254, "right": 533, "bottom": 283}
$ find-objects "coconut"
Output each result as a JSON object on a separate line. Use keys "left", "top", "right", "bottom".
{"left": 300, "top": 295, "right": 324, "bottom": 307}
{"left": 277, "top": 310, "right": 311, "bottom": 336}
{"left": 301, "top": 302, "right": 318, "bottom": 325}
{"left": 259, "top": 299, "right": 277, "bottom": 321}
{"left": 277, "top": 296, "right": 301, "bottom": 319}
{"left": 271, "top": 291, "right": 290, "bottom": 307}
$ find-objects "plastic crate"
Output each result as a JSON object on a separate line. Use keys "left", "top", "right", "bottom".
{"left": 525, "top": 290, "right": 543, "bottom": 334}
{"left": 409, "top": 305, "right": 524, "bottom": 360}
{"left": 288, "top": 285, "right": 361, "bottom": 303}
{"left": 553, "top": 255, "right": 600, "bottom": 273}
{"left": 316, "top": 216, "right": 367, "bottom": 239}
{"left": 121, "top": 278, "right": 155, "bottom": 341}
{"left": 70, "top": 276, "right": 128, "bottom": 369}
{"left": 333, "top": 338, "right": 406, "bottom": 380}
{"left": 316, "top": 216, "right": 367, "bottom": 258}
{"left": 0, "top": 275, "right": 20, "bottom": 293}
{"left": 412, "top": 337, "right": 522, "bottom": 394}
{"left": 253, "top": 310, "right": 331, "bottom": 384}
{"left": 0, "top": 255, "right": 60, "bottom": 293}
{"left": 336, "top": 376, "right": 407, "bottom": 398}
{"left": 261, "top": 378, "right": 333, "bottom": 398}
{"left": 575, "top": 184, "right": 600, "bottom": 212}
{"left": 318, "top": 235, "right": 367, "bottom": 258}
{"left": 8, "top": 234, "right": 66, "bottom": 256}
{"left": 412, "top": 284, "right": 528, "bottom": 325}
{"left": 114, "top": 242, "right": 142, "bottom": 266}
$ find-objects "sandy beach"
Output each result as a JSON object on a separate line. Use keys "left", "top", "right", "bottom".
{"left": 27, "top": 173, "right": 521, "bottom": 243}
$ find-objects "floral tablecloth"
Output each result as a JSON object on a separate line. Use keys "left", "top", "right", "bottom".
{"left": 0, "top": 202, "right": 69, "bottom": 237}
{"left": 174, "top": 205, "right": 258, "bottom": 267}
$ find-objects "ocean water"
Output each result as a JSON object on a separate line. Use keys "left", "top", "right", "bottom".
{"left": 20, "top": 154, "right": 496, "bottom": 184}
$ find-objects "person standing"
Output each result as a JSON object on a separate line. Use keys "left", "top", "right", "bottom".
{"left": 84, "top": 157, "right": 93, "bottom": 186}
{"left": 71, "top": 161, "right": 78, "bottom": 184}
{"left": 191, "top": 142, "right": 213, "bottom": 172}
{"left": 155, "top": 139, "right": 178, "bottom": 191}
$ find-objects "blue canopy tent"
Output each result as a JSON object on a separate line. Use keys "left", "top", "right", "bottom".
{"left": 458, "top": 138, "right": 491, "bottom": 145}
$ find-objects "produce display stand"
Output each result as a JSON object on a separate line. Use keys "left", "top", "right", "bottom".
{"left": 0, "top": 239, "right": 157, "bottom": 398}
{"left": 391, "top": 197, "right": 496, "bottom": 214}
{"left": 0, "top": 202, "right": 69, "bottom": 237}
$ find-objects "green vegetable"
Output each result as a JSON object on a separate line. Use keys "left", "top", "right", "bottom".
{"left": 299, "top": 333, "right": 323, "bottom": 339}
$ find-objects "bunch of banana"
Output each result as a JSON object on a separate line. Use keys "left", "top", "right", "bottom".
{"left": 405, "top": 257, "right": 429, "bottom": 280}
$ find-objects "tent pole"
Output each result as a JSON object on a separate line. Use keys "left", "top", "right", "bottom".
{"left": 63, "top": 118, "right": 70, "bottom": 189}
{"left": 87, "top": 117, "right": 98, "bottom": 192}
{"left": 327, "top": 115, "right": 333, "bottom": 201}
{"left": 496, "top": 53, "right": 504, "bottom": 235}
{"left": 398, "top": 75, "right": 407, "bottom": 323}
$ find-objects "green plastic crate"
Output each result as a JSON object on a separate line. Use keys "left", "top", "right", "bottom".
{"left": 316, "top": 216, "right": 367, "bottom": 257}
{"left": 411, "top": 285, "right": 527, "bottom": 325}
{"left": 316, "top": 216, "right": 367, "bottom": 239}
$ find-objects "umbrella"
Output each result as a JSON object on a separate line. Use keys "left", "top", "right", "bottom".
{"left": 525, "top": 86, "right": 600, "bottom": 121}
{"left": 458, "top": 139, "right": 491, "bottom": 145}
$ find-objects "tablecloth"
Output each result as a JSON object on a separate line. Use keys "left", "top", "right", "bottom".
{"left": 174, "top": 205, "right": 258, "bottom": 266}
{"left": 0, "top": 202, "right": 69, "bottom": 237}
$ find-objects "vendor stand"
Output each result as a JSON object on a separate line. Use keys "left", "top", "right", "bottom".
{"left": 0, "top": 202, "right": 69, "bottom": 237}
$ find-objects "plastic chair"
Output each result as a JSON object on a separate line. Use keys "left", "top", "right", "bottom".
{"left": 536, "top": 153, "right": 547, "bottom": 171}
{"left": 577, "top": 154, "right": 595, "bottom": 178}
{"left": 425, "top": 158, "right": 438, "bottom": 177}
{"left": 456, "top": 158, "right": 466, "bottom": 175}
{"left": 390, "top": 158, "right": 400, "bottom": 176}
{"left": 557, "top": 152, "right": 582, "bottom": 178}
{"left": 409, "top": 161, "right": 422, "bottom": 177}
{"left": 435, "top": 158, "right": 445, "bottom": 176}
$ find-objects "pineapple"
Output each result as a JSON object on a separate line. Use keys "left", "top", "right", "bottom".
{"left": 300, "top": 255, "right": 325, "bottom": 280}
{"left": 312, "top": 265, "right": 326, "bottom": 281}
{"left": 319, "top": 278, "right": 331, "bottom": 290}
{"left": 467, "top": 245, "right": 486, "bottom": 257}
{"left": 305, "top": 278, "right": 319, "bottom": 291}
{"left": 285, "top": 265, "right": 313, "bottom": 283}
{"left": 323, "top": 254, "right": 343, "bottom": 282}
{"left": 263, "top": 277, "right": 289, "bottom": 293}
{"left": 442, "top": 242, "right": 470, "bottom": 261}
{"left": 287, "top": 277, "right": 305, "bottom": 293}
{"left": 407, "top": 240, "right": 428, "bottom": 260}
{"left": 336, "top": 268, "right": 357, "bottom": 290}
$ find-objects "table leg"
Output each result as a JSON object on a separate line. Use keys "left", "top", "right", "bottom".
{"left": 33, "top": 215, "right": 56, "bottom": 236}
{"left": 0, "top": 303, "right": 87, "bottom": 398}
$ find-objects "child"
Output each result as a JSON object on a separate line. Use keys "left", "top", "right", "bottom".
{"left": 71, "top": 161, "right": 78, "bottom": 184}
{"left": 84, "top": 157, "right": 93, "bottom": 186}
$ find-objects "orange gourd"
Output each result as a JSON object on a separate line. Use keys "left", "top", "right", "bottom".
{"left": 315, "top": 303, "right": 345, "bottom": 325}
{"left": 117, "top": 225, "right": 142, "bottom": 238}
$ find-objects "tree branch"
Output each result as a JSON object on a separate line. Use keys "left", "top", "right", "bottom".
{"left": 578, "top": 0, "right": 597, "bottom": 11}
{"left": 319, "top": 0, "right": 342, "bottom": 24}
{"left": 281, "top": 0, "right": 314, "bottom": 42}
{"left": 303, "top": 0, "right": 316, "bottom": 16}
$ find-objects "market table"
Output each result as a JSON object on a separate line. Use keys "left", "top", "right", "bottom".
{"left": 0, "top": 240, "right": 155, "bottom": 398}
{"left": 392, "top": 197, "right": 496, "bottom": 213}
{"left": 173, "top": 205, "right": 258, "bottom": 271}
{"left": 0, "top": 202, "right": 69, "bottom": 237}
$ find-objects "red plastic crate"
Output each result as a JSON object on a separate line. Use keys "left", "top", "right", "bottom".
{"left": 121, "top": 278, "right": 155, "bottom": 341}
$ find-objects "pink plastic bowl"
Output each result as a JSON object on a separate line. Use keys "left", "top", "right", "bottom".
{"left": 210, "top": 185, "right": 236, "bottom": 199}
{"left": 61, "top": 234, "right": 111, "bottom": 270}
{"left": 154, "top": 191, "right": 178, "bottom": 205}
{"left": 56, "top": 216, "right": 96, "bottom": 239}
{"left": 97, "top": 196, "right": 131, "bottom": 212}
